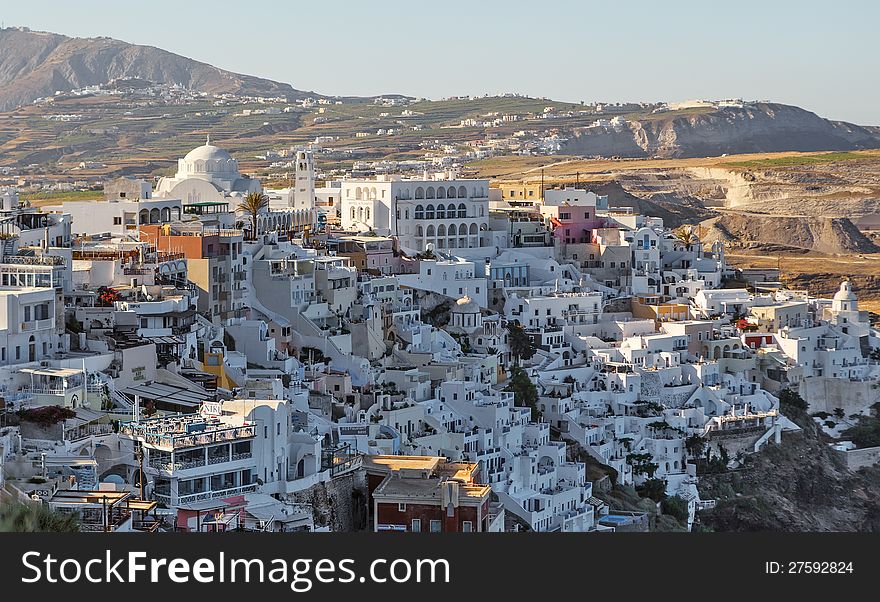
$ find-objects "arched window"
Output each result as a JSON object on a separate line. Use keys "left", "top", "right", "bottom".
{"left": 437, "top": 187, "right": 446, "bottom": 199}
{"left": 415, "top": 204, "right": 424, "bottom": 219}
{"left": 417, "top": 225, "right": 424, "bottom": 237}
{"left": 355, "top": 187, "right": 363, "bottom": 200}
{"left": 365, "top": 207, "right": 370, "bottom": 221}
{"left": 370, "top": 187, "right": 377, "bottom": 200}
{"left": 426, "top": 225, "right": 435, "bottom": 237}
{"left": 351, "top": 207, "right": 356, "bottom": 220}
{"left": 357, "top": 207, "right": 364, "bottom": 221}
{"left": 436, "top": 204, "right": 445, "bottom": 219}
{"left": 457, "top": 203, "right": 467, "bottom": 218}
{"left": 160, "top": 207, "right": 171, "bottom": 222}
{"left": 415, "top": 187, "right": 425, "bottom": 199}
{"left": 426, "top": 187, "right": 435, "bottom": 199}
{"left": 458, "top": 185, "right": 467, "bottom": 198}
{"left": 447, "top": 186, "right": 456, "bottom": 199}
{"left": 437, "top": 224, "right": 446, "bottom": 237}
{"left": 448, "top": 224, "right": 457, "bottom": 236}
{"left": 469, "top": 223, "right": 478, "bottom": 235}
{"left": 149, "top": 208, "right": 160, "bottom": 223}
{"left": 425, "top": 204, "right": 435, "bottom": 219}
{"left": 139, "top": 209, "right": 149, "bottom": 224}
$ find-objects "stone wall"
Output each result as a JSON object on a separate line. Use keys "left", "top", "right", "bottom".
{"left": 835, "top": 446, "right": 880, "bottom": 471}
{"left": 287, "top": 469, "right": 368, "bottom": 532}
{"left": 800, "top": 376, "right": 880, "bottom": 416}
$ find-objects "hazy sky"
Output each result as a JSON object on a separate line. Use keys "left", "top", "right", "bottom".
{"left": 3, "top": 0, "right": 879, "bottom": 124}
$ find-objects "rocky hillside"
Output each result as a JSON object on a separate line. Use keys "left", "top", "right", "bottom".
{"left": 562, "top": 103, "right": 880, "bottom": 159}
{"left": 699, "top": 212, "right": 880, "bottom": 255}
{"left": 698, "top": 417, "right": 880, "bottom": 532}
{"left": 0, "top": 27, "right": 313, "bottom": 111}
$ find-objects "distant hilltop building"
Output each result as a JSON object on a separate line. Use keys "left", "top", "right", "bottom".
{"left": 155, "top": 136, "right": 262, "bottom": 203}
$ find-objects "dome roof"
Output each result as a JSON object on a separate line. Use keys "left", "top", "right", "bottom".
{"left": 452, "top": 294, "right": 480, "bottom": 313}
{"left": 184, "top": 142, "right": 234, "bottom": 164}
{"left": 833, "top": 281, "right": 857, "bottom": 302}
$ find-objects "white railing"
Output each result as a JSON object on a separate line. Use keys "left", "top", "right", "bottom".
{"left": 175, "top": 484, "right": 257, "bottom": 505}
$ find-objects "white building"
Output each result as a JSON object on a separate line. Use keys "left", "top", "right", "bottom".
{"left": 339, "top": 175, "right": 490, "bottom": 253}
{"left": 155, "top": 137, "right": 262, "bottom": 203}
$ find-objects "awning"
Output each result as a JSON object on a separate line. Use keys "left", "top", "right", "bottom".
{"left": 20, "top": 367, "right": 83, "bottom": 378}
{"left": 120, "top": 382, "right": 212, "bottom": 408}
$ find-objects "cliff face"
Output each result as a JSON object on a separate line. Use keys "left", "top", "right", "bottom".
{"left": 699, "top": 212, "right": 880, "bottom": 255}
{"left": 698, "top": 423, "right": 880, "bottom": 532}
{"left": 562, "top": 103, "right": 880, "bottom": 159}
{"left": 0, "top": 27, "right": 310, "bottom": 111}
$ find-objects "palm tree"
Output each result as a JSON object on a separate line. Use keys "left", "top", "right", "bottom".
{"left": 237, "top": 192, "right": 269, "bottom": 240}
{"left": 673, "top": 225, "right": 698, "bottom": 250}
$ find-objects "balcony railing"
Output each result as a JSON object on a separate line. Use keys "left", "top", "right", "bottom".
{"left": 164, "top": 483, "right": 258, "bottom": 506}
{"left": 19, "top": 318, "right": 54, "bottom": 332}
{"left": 120, "top": 422, "right": 256, "bottom": 450}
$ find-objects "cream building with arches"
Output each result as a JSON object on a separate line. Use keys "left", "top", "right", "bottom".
{"left": 339, "top": 175, "right": 490, "bottom": 253}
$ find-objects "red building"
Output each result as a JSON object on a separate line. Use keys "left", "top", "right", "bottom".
{"left": 366, "top": 456, "right": 493, "bottom": 532}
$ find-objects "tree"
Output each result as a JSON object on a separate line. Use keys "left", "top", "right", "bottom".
{"left": 0, "top": 503, "right": 80, "bottom": 532}
{"left": 627, "top": 452, "right": 659, "bottom": 478}
{"left": 636, "top": 478, "right": 668, "bottom": 502}
{"left": 842, "top": 416, "right": 880, "bottom": 449}
{"left": 237, "top": 191, "right": 269, "bottom": 241}
{"left": 504, "top": 364, "right": 538, "bottom": 416}
{"left": 685, "top": 434, "right": 706, "bottom": 459}
{"left": 506, "top": 322, "right": 536, "bottom": 362}
{"left": 96, "top": 286, "right": 120, "bottom": 307}
{"left": 778, "top": 388, "right": 808, "bottom": 412}
{"left": 833, "top": 407, "right": 845, "bottom": 420}
{"left": 661, "top": 495, "right": 689, "bottom": 523}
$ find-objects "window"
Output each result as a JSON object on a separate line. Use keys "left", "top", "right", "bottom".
{"left": 398, "top": 503, "right": 407, "bottom": 512}
{"left": 429, "top": 520, "right": 442, "bottom": 532}
{"left": 462, "top": 521, "right": 473, "bottom": 532}
{"left": 411, "top": 519, "right": 421, "bottom": 532}
{"left": 113, "top": 217, "right": 122, "bottom": 225}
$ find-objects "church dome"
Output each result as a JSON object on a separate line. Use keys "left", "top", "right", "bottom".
{"left": 184, "top": 144, "right": 233, "bottom": 163}
{"left": 453, "top": 294, "right": 480, "bottom": 314}
{"left": 181, "top": 136, "right": 239, "bottom": 176}
{"left": 833, "top": 281, "right": 857, "bottom": 302}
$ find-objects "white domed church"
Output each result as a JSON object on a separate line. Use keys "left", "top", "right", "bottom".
{"left": 155, "top": 136, "right": 262, "bottom": 203}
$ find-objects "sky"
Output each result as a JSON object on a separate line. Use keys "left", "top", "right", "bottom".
{"left": 3, "top": 0, "right": 879, "bottom": 124}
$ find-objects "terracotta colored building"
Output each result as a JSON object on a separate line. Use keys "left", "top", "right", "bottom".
{"left": 366, "top": 456, "right": 493, "bottom": 532}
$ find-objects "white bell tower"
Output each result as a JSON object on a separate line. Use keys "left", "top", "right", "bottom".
{"left": 293, "top": 151, "right": 315, "bottom": 211}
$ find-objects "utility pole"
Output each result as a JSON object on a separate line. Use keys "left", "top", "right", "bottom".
{"left": 135, "top": 442, "right": 146, "bottom": 500}
{"left": 541, "top": 168, "right": 545, "bottom": 202}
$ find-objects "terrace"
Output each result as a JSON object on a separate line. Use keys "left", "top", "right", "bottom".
{"left": 120, "top": 413, "right": 255, "bottom": 451}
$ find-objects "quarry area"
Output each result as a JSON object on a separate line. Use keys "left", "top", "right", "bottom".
{"left": 476, "top": 151, "right": 880, "bottom": 317}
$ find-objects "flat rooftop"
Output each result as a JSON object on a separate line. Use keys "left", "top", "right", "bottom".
{"left": 364, "top": 455, "right": 444, "bottom": 474}
{"left": 373, "top": 475, "right": 491, "bottom": 501}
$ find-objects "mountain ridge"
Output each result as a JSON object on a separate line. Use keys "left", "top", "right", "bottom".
{"left": 0, "top": 27, "right": 317, "bottom": 111}
{"left": 561, "top": 103, "right": 880, "bottom": 158}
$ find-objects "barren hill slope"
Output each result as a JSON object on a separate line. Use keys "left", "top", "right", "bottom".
{"left": 0, "top": 27, "right": 313, "bottom": 111}
{"left": 699, "top": 211, "right": 880, "bottom": 255}
{"left": 562, "top": 103, "right": 880, "bottom": 159}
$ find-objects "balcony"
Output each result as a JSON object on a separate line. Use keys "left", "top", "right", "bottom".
{"left": 158, "top": 483, "right": 258, "bottom": 506}
{"left": 120, "top": 418, "right": 256, "bottom": 451}
{"left": 19, "top": 318, "right": 54, "bottom": 332}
